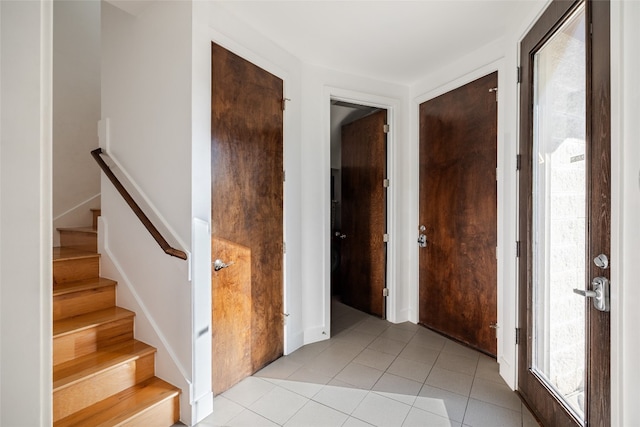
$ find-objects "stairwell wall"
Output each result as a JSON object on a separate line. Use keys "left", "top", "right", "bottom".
{"left": 100, "top": 1, "right": 195, "bottom": 424}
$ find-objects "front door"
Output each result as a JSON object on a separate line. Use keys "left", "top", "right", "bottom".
{"left": 339, "top": 110, "right": 387, "bottom": 318}
{"left": 418, "top": 73, "right": 498, "bottom": 356}
{"left": 517, "top": 0, "right": 611, "bottom": 425}
{"left": 210, "top": 43, "right": 284, "bottom": 394}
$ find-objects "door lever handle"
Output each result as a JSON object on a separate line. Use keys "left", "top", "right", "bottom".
{"left": 213, "top": 259, "right": 234, "bottom": 271}
{"left": 572, "top": 289, "right": 597, "bottom": 298}
{"left": 573, "top": 276, "right": 610, "bottom": 312}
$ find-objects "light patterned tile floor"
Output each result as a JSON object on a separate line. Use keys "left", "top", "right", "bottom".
{"left": 191, "top": 301, "right": 540, "bottom": 427}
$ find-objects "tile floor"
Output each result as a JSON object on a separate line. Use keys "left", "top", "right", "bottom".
{"left": 193, "top": 301, "right": 540, "bottom": 427}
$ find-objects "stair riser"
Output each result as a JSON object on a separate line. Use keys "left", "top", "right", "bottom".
{"left": 54, "top": 257, "right": 99, "bottom": 284}
{"left": 91, "top": 209, "right": 101, "bottom": 230}
{"left": 117, "top": 395, "right": 180, "bottom": 427}
{"left": 53, "top": 353, "right": 155, "bottom": 422}
{"left": 59, "top": 231, "right": 97, "bottom": 252}
{"left": 54, "top": 318, "right": 134, "bottom": 366}
{"left": 53, "top": 286, "right": 116, "bottom": 321}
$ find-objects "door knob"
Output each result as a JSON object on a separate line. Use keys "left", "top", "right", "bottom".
{"left": 334, "top": 232, "right": 347, "bottom": 239}
{"left": 573, "top": 276, "right": 610, "bottom": 312}
{"left": 213, "top": 259, "right": 234, "bottom": 271}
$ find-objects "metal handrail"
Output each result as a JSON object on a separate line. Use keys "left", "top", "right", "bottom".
{"left": 91, "top": 148, "right": 187, "bottom": 260}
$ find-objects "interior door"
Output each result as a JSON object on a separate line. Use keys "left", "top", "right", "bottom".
{"left": 418, "top": 72, "right": 498, "bottom": 356}
{"left": 517, "top": 0, "right": 610, "bottom": 425}
{"left": 340, "top": 109, "right": 387, "bottom": 318}
{"left": 210, "top": 43, "right": 284, "bottom": 394}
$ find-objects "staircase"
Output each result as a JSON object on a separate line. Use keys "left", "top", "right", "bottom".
{"left": 53, "top": 209, "right": 180, "bottom": 426}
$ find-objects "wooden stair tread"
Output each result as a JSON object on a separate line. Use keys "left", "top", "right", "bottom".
{"left": 53, "top": 277, "right": 117, "bottom": 297}
{"left": 53, "top": 247, "right": 99, "bottom": 261}
{"left": 54, "top": 376, "right": 179, "bottom": 427}
{"left": 53, "top": 340, "right": 156, "bottom": 390}
{"left": 57, "top": 226, "right": 97, "bottom": 234}
{"left": 53, "top": 307, "right": 134, "bottom": 338}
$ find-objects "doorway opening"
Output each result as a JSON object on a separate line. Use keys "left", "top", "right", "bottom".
{"left": 330, "top": 99, "right": 389, "bottom": 324}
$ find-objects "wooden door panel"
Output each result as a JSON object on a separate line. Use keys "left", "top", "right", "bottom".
{"left": 340, "top": 110, "right": 387, "bottom": 317}
{"left": 211, "top": 237, "right": 252, "bottom": 395}
{"left": 211, "top": 43, "right": 283, "bottom": 393}
{"left": 419, "top": 72, "right": 498, "bottom": 356}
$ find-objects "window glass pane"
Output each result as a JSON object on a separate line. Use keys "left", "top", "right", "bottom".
{"left": 532, "top": 3, "right": 586, "bottom": 421}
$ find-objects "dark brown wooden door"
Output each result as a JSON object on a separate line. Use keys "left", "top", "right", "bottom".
{"left": 211, "top": 43, "right": 284, "bottom": 394}
{"left": 518, "top": 1, "right": 610, "bottom": 425}
{"left": 340, "top": 110, "right": 387, "bottom": 318}
{"left": 418, "top": 73, "right": 498, "bottom": 356}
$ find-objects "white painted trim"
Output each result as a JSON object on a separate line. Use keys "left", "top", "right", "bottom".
{"left": 324, "top": 86, "right": 402, "bottom": 325}
{"left": 191, "top": 217, "right": 212, "bottom": 424}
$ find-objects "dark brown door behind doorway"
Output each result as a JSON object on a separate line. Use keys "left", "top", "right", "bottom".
{"left": 210, "top": 42, "right": 284, "bottom": 394}
{"left": 339, "top": 110, "right": 387, "bottom": 318}
{"left": 419, "top": 72, "right": 498, "bottom": 356}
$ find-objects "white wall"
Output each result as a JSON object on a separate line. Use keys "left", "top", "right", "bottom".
{"left": 101, "top": 2, "right": 196, "bottom": 423}
{"left": 611, "top": 1, "right": 640, "bottom": 425}
{"left": 52, "top": 0, "right": 101, "bottom": 245}
{"left": 0, "top": 1, "right": 53, "bottom": 425}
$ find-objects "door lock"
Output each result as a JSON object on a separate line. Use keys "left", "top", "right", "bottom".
{"left": 573, "top": 276, "right": 610, "bottom": 312}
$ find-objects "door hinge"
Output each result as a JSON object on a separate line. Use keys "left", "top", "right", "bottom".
{"left": 283, "top": 170, "right": 286, "bottom": 182}
{"left": 383, "top": 288, "right": 389, "bottom": 297}
{"left": 489, "top": 87, "right": 498, "bottom": 102}
{"left": 383, "top": 178, "right": 390, "bottom": 188}
{"left": 516, "top": 241, "right": 521, "bottom": 257}
{"left": 517, "top": 66, "right": 522, "bottom": 84}
{"left": 516, "top": 154, "right": 522, "bottom": 171}
{"left": 283, "top": 241, "right": 286, "bottom": 254}
{"left": 383, "top": 233, "right": 389, "bottom": 243}
{"left": 281, "top": 97, "right": 291, "bottom": 111}
{"left": 383, "top": 124, "right": 390, "bottom": 133}
{"left": 515, "top": 327, "right": 522, "bottom": 345}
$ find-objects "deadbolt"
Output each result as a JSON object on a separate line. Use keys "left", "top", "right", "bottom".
{"left": 594, "top": 253, "right": 609, "bottom": 270}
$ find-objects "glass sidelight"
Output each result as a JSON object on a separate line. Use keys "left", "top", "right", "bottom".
{"left": 531, "top": 2, "right": 587, "bottom": 421}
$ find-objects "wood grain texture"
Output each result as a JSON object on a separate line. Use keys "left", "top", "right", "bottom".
{"left": 58, "top": 227, "right": 98, "bottom": 252}
{"left": 517, "top": 1, "right": 611, "bottom": 425}
{"left": 55, "top": 377, "right": 180, "bottom": 427}
{"left": 211, "top": 237, "right": 252, "bottom": 394}
{"left": 211, "top": 43, "right": 284, "bottom": 384}
{"left": 340, "top": 110, "right": 387, "bottom": 317}
{"left": 53, "top": 278, "right": 116, "bottom": 321}
{"left": 53, "top": 307, "right": 135, "bottom": 366}
{"left": 419, "top": 72, "right": 498, "bottom": 356}
{"left": 53, "top": 352, "right": 155, "bottom": 421}
{"left": 587, "top": 0, "right": 611, "bottom": 425}
{"left": 53, "top": 248, "right": 100, "bottom": 284}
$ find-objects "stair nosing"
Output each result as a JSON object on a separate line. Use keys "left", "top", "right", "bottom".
{"left": 53, "top": 307, "right": 134, "bottom": 338}
{"left": 53, "top": 247, "right": 100, "bottom": 262}
{"left": 53, "top": 340, "right": 156, "bottom": 391}
{"left": 57, "top": 226, "right": 97, "bottom": 234}
{"left": 54, "top": 377, "right": 179, "bottom": 427}
{"left": 53, "top": 277, "right": 117, "bottom": 297}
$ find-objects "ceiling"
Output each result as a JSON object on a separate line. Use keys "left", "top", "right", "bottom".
{"left": 215, "top": 1, "right": 543, "bottom": 85}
